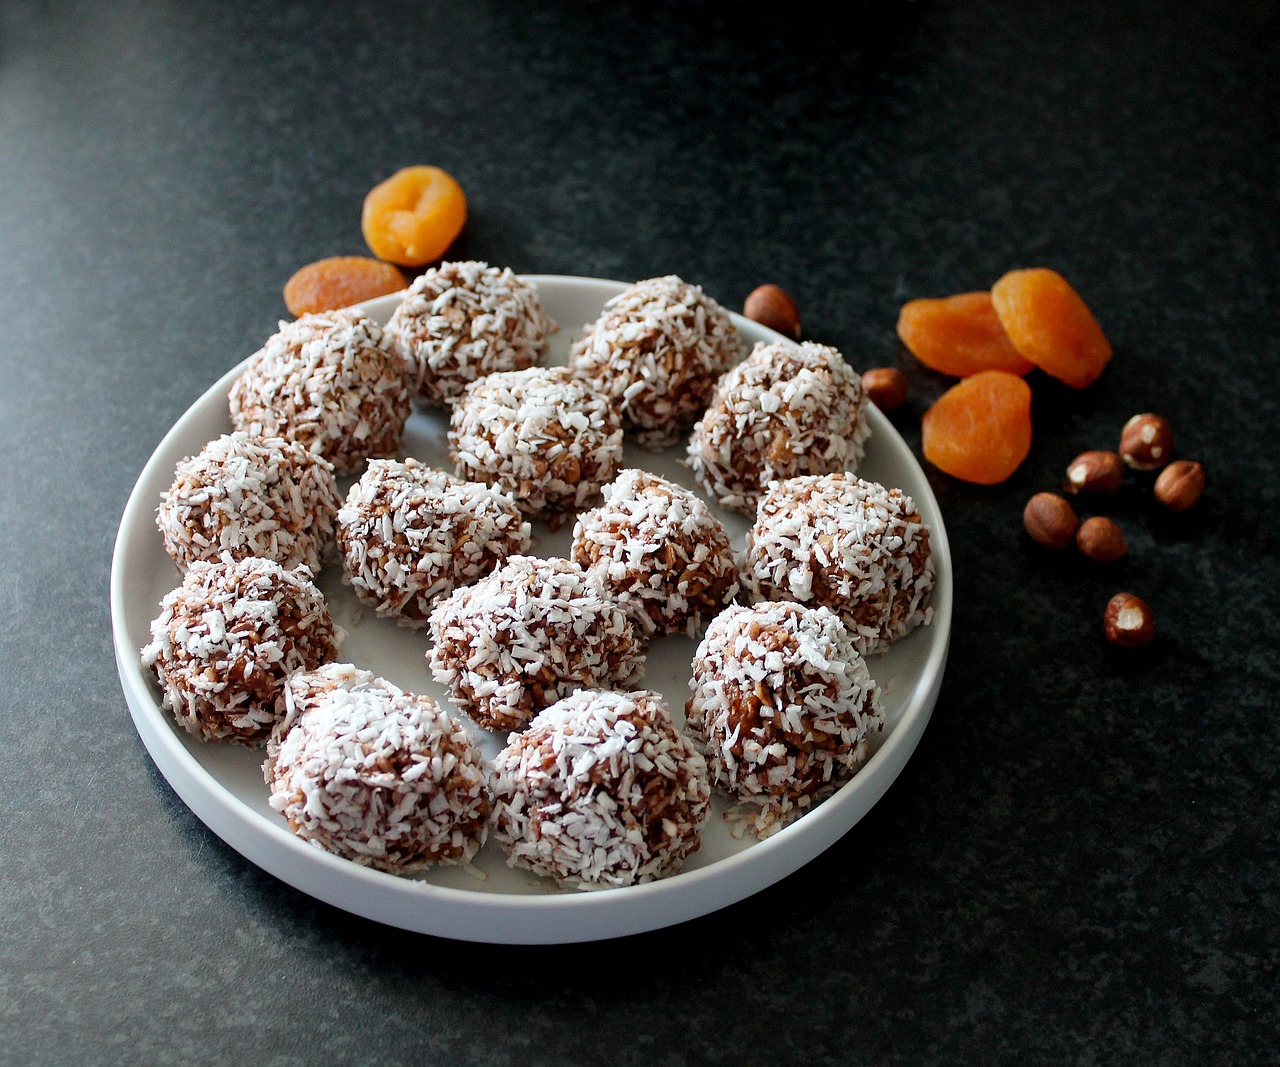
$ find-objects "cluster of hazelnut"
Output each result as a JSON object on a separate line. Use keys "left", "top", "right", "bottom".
{"left": 1022, "top": 413, "right": 1205, "bottom": 648}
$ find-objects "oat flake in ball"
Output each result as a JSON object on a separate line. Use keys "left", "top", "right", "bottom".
{"left": 449, "top": 366, "right": 623, "bottom": 524}
{"left": 337, "top": 458, "right": 531, "bottom": 628}
{"left": 744, "top": 472, "right": 934, "bottom": 655}
{"left": 687, "top": 339, "right": 869, "bottom": 513}
{"left": 491, "top": 688, "right": 711, "bottom": 889}
{"left": 229, "top": 307, "right": 410, "bottom": 475}
{"left": 264, "top": 663, "right": 490, "bottom": 873}
{"left": 571, "top": 468, "right": 740, "bottom": 638}
{"left": 157, "top": 431, "right": 341, "bottom": 574}
{"left": 568, "top": 275, "right": 741, "bottom": 449}
{"left": 140, "top": 555, "right": 342, "bottom": 746}
{"left": 427, "top": 555, "right": 645, "bottom": 733}
{"left": 685, "top": 600, "right": 883, "bottom": 837}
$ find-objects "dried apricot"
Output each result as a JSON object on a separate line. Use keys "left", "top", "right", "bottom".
{"left": 897, "top": 291, "right": 1033, "bottom": 378}
{"left": 362, "top": 165, "right": 467, "bottom": 267}
{"left": 283, "top": 256, "right": 407, "bottom": 316}
{"left": 921, "top": 369, "right": 1032, "bottom": 485}
{"left": 990, "top": 268, "right": 1111, "bottom": 388}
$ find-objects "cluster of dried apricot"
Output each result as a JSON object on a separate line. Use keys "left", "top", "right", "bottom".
{"left": 893, "top": 268, "right": 1111, "bottom": 485}
{"left": 282, "top": 165, "right": 468, "bottom": 317}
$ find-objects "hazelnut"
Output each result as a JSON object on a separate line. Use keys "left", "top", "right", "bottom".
{"left": 1076, "top": 516, "right": 1128, "bottom": 563}
{"left": 1104, "top": 592, "right": 1156, "bottom": 647}
{"left": 1023, "top": 492, "right": 1078, "bottom": 550}
{"left": 1154, "top": 460, "right": 1205, "bottom": 512}
{"left": 1065, "top": 450, "right": 1124, "bottom": 495}
{"left": 861, "top": 367, "right": 908, "bottom": 412}
{"left": 743, "top": 284, "right": 802, "bottom": 339}
{"left": 1119, "top": 413, "right": 1174, "bottom": 471}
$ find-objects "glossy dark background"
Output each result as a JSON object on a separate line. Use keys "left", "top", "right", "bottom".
{"left": 2, "top": 1, "right": 1277, "bottom": 1062}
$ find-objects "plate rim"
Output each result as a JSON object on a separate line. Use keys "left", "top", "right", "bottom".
{"left": 110, "top": 273, "right": 953, "bottom": 943}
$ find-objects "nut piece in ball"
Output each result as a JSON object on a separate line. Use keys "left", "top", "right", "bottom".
{"left": 568, "top": 275, "right": 742, "bottom": 448}
{"left": 449, "top": 366, "right": 623, "bottom": 524}
{"left": 571, "top": 468, "right": 740, "bottom": 638}
{"left": 687, "top": 340, "right": 870, "bottom": 514}
{"left": 427, "top": 555, "right": 645, "bottom": 732}
{"left": 686, "top": 601, "right": 883, "bottom": 838}
{"left": 744, "top": 472, "right": 933, "bottom": 655}
{"left": 491, "top": 689, "right": 711, "bottom": 888}
{"left": 140, "top": 555, "right": 341, "bottom": 745}
{"left": 229, "top": 308, "right": 410, "bottom": 475}
{"left": 265, "top": 664, "right": 490, "bottom": 873}
{"left": 383, "top": 261, "right": 556, "bottom": 405}
{"left": 157, "top": 431, "right": 341, "bottom": 573}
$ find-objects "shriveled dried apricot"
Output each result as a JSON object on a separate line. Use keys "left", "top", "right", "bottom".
{"left": 897, "top": 291, "right": 1033, "bottom": 377}
{"left": 362, "top": 165, "right": 467, "bottom": 267}
{"left": 283, "top": 256, "right": 407, "bottom": 316}
{"left": 922, "top": 370, "right": 1032, "bottom": 485}
{"left": 990, "top": 268, "right": 1111, "bottom": 388}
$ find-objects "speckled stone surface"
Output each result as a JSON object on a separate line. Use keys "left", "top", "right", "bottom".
{"left": 1, "top": 0, "right": 1277, "bottom": 1062}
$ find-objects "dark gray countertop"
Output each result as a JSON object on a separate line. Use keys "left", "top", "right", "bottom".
{"left": 2, "top": 1, "right": 1277, "bottom": 1062}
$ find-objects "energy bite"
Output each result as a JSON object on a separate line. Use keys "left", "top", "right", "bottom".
{"left": 229, "top": 307, "right": 410, "bottom": 475}
{"left": 490, "top": 688, "right": 711, "bottom": 889}
{"left": 685, "top": 600, "right": 883, "bottom": 837}
{"left": 427, "top": 555, "right": 645, "bottom": 733}
{"left": 449, "top": 366, "right": 623, "bottom": 523}
{"left": 337, "top": 458, "right": 531, "bottom": 628}
{"left": 157, "top": 431, "right": 340, "bottom": 573}
{"left": 570, "top": 468, "right": 740, "bottom": 638}
{"left": 264, "top": 663, "right": 490, "bottom": 873}
{"left": 744, "top": 473, "right": 934, "bottom": 655}
{"left": 568, "top": 275, "right": 741, "bottom": 448}
{"left": 140, "top": 555, "right": 342, "bottom": 746}
{"left": 687, "top": 340, "right": 869, "bottom": 513}
{"left": 384, "top": 261, "right": 556, "bottom": 405}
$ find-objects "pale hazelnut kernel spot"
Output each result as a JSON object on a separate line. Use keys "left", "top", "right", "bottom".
{"left": 1104, "top": 592, "right": 1156, "bottom": 647}
{"left": 1023, "top": 492, "right": 1078, "bottom": 550}
{"left": 1154, "top": 460, "right": 1206, "bottom": 512}
{"left": 1119, "top": 413, "right": 1174, "bottom": 471}
{"left": 1076, "top": 516, "right": 1127, "bottom": 563}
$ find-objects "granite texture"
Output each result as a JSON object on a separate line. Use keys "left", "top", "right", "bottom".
{"left": 1, "top": 0, "right": 1277, "bottom": 1063}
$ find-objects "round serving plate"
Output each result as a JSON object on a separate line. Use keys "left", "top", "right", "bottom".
{"left": 111, "top": 275, "right": 952, "bottom": 944}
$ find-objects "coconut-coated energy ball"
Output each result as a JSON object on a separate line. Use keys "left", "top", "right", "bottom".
{"left": 686, "top": 340, "right": 869, "bottom": 513}
{"left": 229, "top": 308, "right": 411, "bottom": 475}
{"left": 427, "top": 555, "right": 645, "bottom": 733}
{"left": 744, "top": 472, "right": 934, "bottom": 655}
{"left": 337, "top": 458, "right": 531, "bottom": 628}
{"left": 570, "top": 468, "right": 740, "bottom": 638}
{"left": 449, "top": 366, "right": 623, "bottom": 523}
{"left": 490, "top": 688, "right": 711, "bottom": 888}
{"left": 156, "top": 431, "right": 341, "bottom": 574}
{"left": 685, "top": 600, "right": 882, "bottom": 837}
{"left": 383, "top": 261, "right": 557, "bottom": 406}
{"left": 568, "top": 275, "right": 741, "bottom": 449}
{"left": 140, "top": 555, "right": 342, "bottom": 746}
{"left": 264, "top": 663, "right": 491, "bottom": 873}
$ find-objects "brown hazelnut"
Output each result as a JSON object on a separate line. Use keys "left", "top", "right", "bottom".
{"left": 1065, "top": 450, "right": 1124, "bottom": 495}
{"left": 1154, "top": 460, "right": 1205, "bottom": 512}
{"left": 743, "top": 284, "right": 802, "bottom": 339}
{"left": 1104, "top": 592, "right": 1156, "bottom": 647}
{"left": 1076, "top": 516, "right": 1128, "bottom": 563}
{"left": 1119, "top": 413, "right": 1174, "bottom": 471}
{"left": 1023, "top": 492, "right": 1079, "bottom": 550}
{"left": 861, "top": 367, "right": 908, "bottom": 412}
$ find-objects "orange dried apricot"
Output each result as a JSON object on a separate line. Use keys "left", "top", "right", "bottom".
{"left": 362, "top": 165, "right": 467, "bottom": 267}
{"left": 921, "top": 370, "right": 1033, "bottom": 485}
{"left": 283, "top": 256, "right": 407, "bottom": 316}
{"left": 897, "top": 291, "right": 1033, "bottom": 377}
{"left": 990, "top": 268, "right": 1111, "bottom": 388}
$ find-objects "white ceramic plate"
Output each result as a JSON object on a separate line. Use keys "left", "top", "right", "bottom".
{"left": 111, "top": 275, "right": 952, "bottom": 944}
